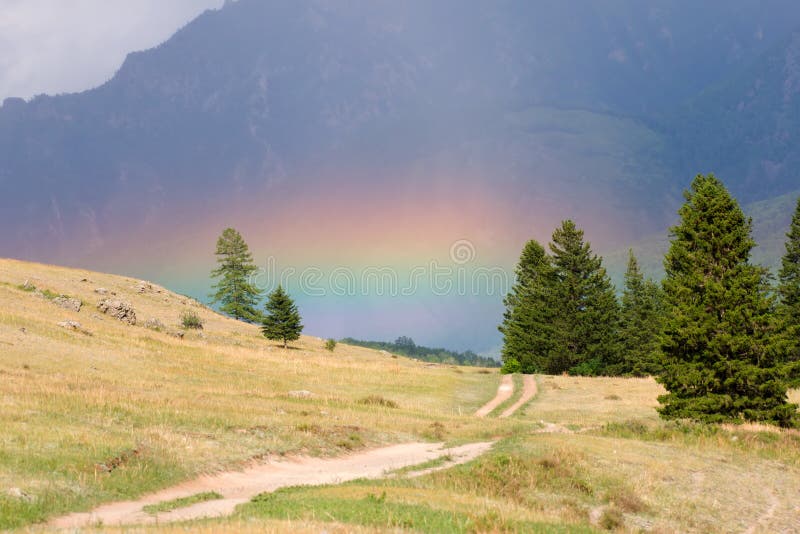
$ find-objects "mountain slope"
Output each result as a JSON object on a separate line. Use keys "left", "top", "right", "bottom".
{"left": 3, "top": 1, "right": 800, "bottom": 352}
{"left": 1, "top": 0, "right": 799, "bottom": 262}
{"left": 664, "top": 29, "right": 800, "bottom": 201}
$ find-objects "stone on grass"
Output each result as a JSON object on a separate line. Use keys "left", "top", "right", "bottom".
{"left": 97, "top": 299, "right": 136, "bottom": 325}
{"left": 53, "top": 296, "right": 82, "bottom": 312}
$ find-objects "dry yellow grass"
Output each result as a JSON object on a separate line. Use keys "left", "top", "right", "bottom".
{"left": 0, "top": 258, "right": 508, "bottom": 528}
{"left": 529, "top": 375, "right": 664, "bottom": 429}
{"left": 4, "top": 257, "right": 800, "bottom": 533}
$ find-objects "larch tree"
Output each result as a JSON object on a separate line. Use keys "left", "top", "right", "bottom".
{"left": 619, "top": 250, "right": 664, "bottom": 376}
{"left": 210, "top": 228, "right": 263, "bottom": 322}
{"left": 261, "top": 285, "right": 303, "bottom": 349}
{"left": 658, "top": 174, "right": 797, "bottom": 427}
{"left": 548, "top": 220, "right": 620, "bottom": 375}
{"left": 499, "top": 239, "right": 556, "bottom": 373}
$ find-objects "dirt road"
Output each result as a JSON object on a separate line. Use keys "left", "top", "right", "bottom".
{"left": 50, "top": 441, "right": 494, "bottom": 528}
{"left": 474, "top": 374, "right": 514, "bottom": 416}
{"left": 51, "top": 373, "right": 534, "bottom": 528}
{"left": 475, "top": 374, "right": 537, "bottom": 418}
{"left": 499, "top": 374, "right": 537, "bottom": 418}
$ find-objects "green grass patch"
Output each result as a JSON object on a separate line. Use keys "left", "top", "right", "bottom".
{"left": 143, "top": 492, "right": 223, "bottom": 514}
{"left": 237, "top": 485, "right": 592, "bottom": 533}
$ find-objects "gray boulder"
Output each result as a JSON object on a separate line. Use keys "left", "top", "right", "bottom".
{"left": 97, "top": 299, "right": 136, "bottom": 325}
{"left": 144, "top": 318, "right": 165, "bottom": 331}
{"left": 53, "top": 296, "right": 82, "bottom": 312}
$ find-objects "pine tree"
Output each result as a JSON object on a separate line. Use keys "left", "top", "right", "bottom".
{"left": 210, "top": 228, "right": 262, "bottom": 322}
{"left": 261, "top": 285, "right": 303, "bottom": 348}
{"left": 619, "top": 250, "right": 664, "bottom": 376}
{"left": 499, "top": 239, "right": 556, "bottom": 373}
{"left": 658, "top": 174, "right": 797, "bottom": 427}
{"left": 778, "top": 196, "right": 800, "bottom": 364}
{"left": 548, "top": 220, "right": 620, "bottom": 375}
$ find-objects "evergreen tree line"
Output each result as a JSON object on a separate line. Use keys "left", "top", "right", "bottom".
{"left": 500, "top": 174, "right": 800, "bottom": 427}
{"left": 210, "top": 228, "right": 302, "bottom": 347}
{"left": 341, "top": 336, "right": 501, "bottom": 367}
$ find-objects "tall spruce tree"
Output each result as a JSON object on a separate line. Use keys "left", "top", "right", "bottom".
{"left": 778, "top": 196, "right": 800, "bottom": 364}
{"left": 659, "top": 174, "right": 797, "bottom": 427}
{"left": 619, "top": 250, "right": 664, "bottom": 376}
{"left": 210, "top": 228, "right": 262, "bottom": 322}
{"left": 549, "top": 220, "right": 620, "bottom": 375}
{"left": 499, "top": 239, "right": 556, "bottom": 373}
{"left": 261, "top": 285, "right": 303, "bottom": 348}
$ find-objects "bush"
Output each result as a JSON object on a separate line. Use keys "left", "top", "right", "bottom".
{"left": 180, "top": 310, "right": 204, "bottom": 330}
{"left": 358, "top": 395, "right": 398, "bottom": 408}
{"left": 325, "top": 338, "right": 337, "bottom": 351}
{"left": 500, "top": 357, "right": 521, "bottom": 374}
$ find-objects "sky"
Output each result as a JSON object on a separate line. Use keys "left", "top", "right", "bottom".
{"left": 0, "top": 0, "right": 224, "bottom": 101}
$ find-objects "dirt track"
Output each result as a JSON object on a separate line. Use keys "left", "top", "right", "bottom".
{"left": 475, "top": 374, "right": 537, "bottom": 418}
{"left": 500, "top": 374, "right": 537, "bottom": 418}
{"left": 50, "top": 441, "right": 494, "bottom": 528}
{"left": 51, "top": 374, "right": 539, "bottom": 529}
{"left": 474, "top": 374, "right": 514, "bottom": 416}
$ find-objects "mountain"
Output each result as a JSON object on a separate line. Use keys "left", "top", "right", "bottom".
{"left": 664, "top": 29, "right": 800, "bottom": 202}
{"left": 2, "top": 0, "right": 800, "bottom": 351}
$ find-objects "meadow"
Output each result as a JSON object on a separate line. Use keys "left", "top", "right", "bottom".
{"left": 2, "top": 258, "right": 799, "bottom": 532}
{"left": 0, "top": 259, "right": 507, "bottom": 529}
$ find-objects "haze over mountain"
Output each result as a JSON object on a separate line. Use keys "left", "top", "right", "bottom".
{"left": 2, "top": 0, "right": 800, "bottom": 353}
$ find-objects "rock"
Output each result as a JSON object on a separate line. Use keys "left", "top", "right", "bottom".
{"left": 96, "top": 299, "right": 136, "bottom": 325}
{"left": 288, "top": 390, "right": 313, "bottom": 399}
{"left": 135, "top": 281, "right": 152, "bottom": 293}
{"left": 57, "top": 321, "right": 91, "bottom": 335}
{"left": 52, "top": 296, "right": 82, "bottom": 312}
{"left": 94, "top": 288, "right": 108, "bottom": 295}
{"left": 144, "top": 318, "right": 165, "bottom": 331}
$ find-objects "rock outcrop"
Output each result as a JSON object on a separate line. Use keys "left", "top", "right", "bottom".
{"left": 97, "top": 299, "right": 136, "bottom": 325}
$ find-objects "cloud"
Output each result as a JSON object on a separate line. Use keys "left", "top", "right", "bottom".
{"left": 0, "top": 0, "right": 224, "bottom": 100}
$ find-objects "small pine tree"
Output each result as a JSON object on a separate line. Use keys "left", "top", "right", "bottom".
{"left": 210, "top": 228, "right": 262, "bottom": 322}
{"left": 549, "top": 220, "right": 620, "bottom": 375}
{"left": 499, "top": 239, "right": 556, "bottom": 373}
{"left": 659, "top": 174, "right": 797, "bottom": 427}
{"left": 778, "top": 196, "right": 800, "bottom": 364}
{"left": 619, "top": 250, "right": 664, "bottom": 376}
{"left": 261, "top": 285, "right": 303, "bottom": 348}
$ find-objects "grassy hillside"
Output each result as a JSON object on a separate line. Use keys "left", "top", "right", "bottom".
{"left": 0, "top": 258, "right": 508, "bottom": 529}
{"left": 2, "top": 258, "right": 799, "bottom": 532}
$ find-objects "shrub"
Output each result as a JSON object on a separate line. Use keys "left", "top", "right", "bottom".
{"left": 325, "top": 338, "right": 337, "bottom": 351}
{"left": 180, "top": 310, "right": 204, "bottom": 330}
{"left": 358, "top": 395, "right": 399, "bottom": 408}
{"left": 501, "top": 357, "right": 521, "bottom": 374}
